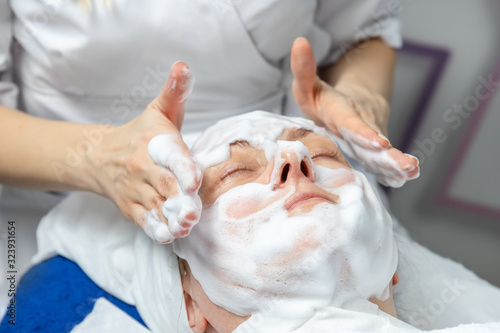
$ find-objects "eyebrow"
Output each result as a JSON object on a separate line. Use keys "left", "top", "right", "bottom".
{"left": 281, "top": 128, "right": 314, "bottom": 141}
{"left": 230, "top": 128, "right": 314, "bottom": 149}
{"left": 230, "top": 140, "right": 251, "bottom": 149}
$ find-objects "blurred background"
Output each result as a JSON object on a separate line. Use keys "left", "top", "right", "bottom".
{"left": 389, "top": 0, "right": 500, "bottom": 286}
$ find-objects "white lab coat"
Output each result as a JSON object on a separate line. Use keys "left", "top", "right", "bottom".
{"left": 0, "top": 0, "right": 401, "bottom": 210}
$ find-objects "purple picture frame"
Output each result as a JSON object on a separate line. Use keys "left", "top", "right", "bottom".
{"left": 394, "top": 33, "right": 500, "bottom": 219}
{"left": 437, "top": 53, "right": 500, "bottom": 220}
{"left": 397, "top": 40, "right": 451, "bottom": 153}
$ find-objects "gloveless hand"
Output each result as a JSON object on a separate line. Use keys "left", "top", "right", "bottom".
{"left": 291, "top": 38, "right": 419, "bottom": 187}
{"left": 88, "top": 62, "right": 202, "bottom": 243}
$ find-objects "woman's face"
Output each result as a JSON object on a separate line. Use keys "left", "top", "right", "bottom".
{"left": 182, "top": 128, "right": 354, "bottom": 333}
{"left": 174, "top": 112, "right": 398, "bottom": 332}
{"left": 199, "top": 127, "right": 351, "bottom": 210}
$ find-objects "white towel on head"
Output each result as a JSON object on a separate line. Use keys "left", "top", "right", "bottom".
{"left": 33, "top": 191, "right": 192, "bottom": 333}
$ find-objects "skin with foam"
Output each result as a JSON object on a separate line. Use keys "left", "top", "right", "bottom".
{"left": 147, "top": 133, "right": 202, "bottom": 243}
{"left": 174, "top": 111, "right": 400, "bottom": 332}
{"left": 144, "top": 64, "right": 200, "bottom": 244}
{"left": 334, "top": 128, "right": 419, "bottom": 187}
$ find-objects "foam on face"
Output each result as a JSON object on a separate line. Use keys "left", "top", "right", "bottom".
{"left": 191, "top": 111, "right": 328, "bottom": 170}
{"left": 174, "top": 111, "right": 398, "bottom": 330}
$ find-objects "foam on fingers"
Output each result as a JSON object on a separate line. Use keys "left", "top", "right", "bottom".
{"left": 335, "top": 127, "right": 420, "bottom": 188}
{"left": 148, "top": 133, "right": 202, "bottom": 192}
{"left": 143, "top": 210, "right": 174, "bottom": 244}
{"left": 162, "top": 192, "right": 202, "bottom": 237}
{"left": 168, "top": 62, "right": 195, "bottom": 103}
{"left": 146, "top": 133, "right": 203, "bottom": 242}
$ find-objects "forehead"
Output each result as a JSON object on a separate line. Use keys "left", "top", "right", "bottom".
{"left": 191, "top": 111, "right": 328, "bottom": 169}
{"left": 231, "top": 128, "right": 315, "bottom": 148}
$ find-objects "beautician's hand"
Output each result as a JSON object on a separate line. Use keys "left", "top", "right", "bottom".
{"left": 290, "top": 38, "right": 419, "bottom": 187}
{"left": 90, "top": 62, "right": 202, "bottom": 243}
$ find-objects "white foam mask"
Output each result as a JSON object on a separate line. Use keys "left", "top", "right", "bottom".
{"left": 174, "top": 111, "right": 397, "bottom": 329}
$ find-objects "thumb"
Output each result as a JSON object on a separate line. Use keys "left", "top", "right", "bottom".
{"left": 151, "top": 61, "right": 195, "bottom": 130}
{"left": 291, "top": 37, "right": 318, "bottom": 108}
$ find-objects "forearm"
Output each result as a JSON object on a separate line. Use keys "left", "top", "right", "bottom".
{"left": 319, "top": 38, "right": 397, "bottom": 101}
{"left": 0, "top": 105, "right": 111, "bottom": 193}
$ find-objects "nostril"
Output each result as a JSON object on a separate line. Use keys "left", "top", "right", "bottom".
{"left": 281, "top": 164, "right": 290, "bottom": 182}
{"left": 300, "top": 160, "right": 308, "bottom": 177}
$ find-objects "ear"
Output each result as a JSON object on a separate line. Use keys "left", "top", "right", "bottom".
{"left": 183, "top": 290, "right": 208, "bottom": 333}
{"left": 392, "top": 272, "right": 400, "bottom": 286}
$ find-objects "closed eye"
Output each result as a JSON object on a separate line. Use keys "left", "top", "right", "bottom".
{"left": 310, "top": 150, "right": 339, "bottom": 161}
{"left": 220, "top": 166, "right": 254, "bottom": 181}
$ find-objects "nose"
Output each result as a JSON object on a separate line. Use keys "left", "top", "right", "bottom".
{"left": 276, "top": 141, "right": 315, "bottom": 187}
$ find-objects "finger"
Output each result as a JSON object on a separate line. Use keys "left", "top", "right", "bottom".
{"left": 147, "top": 131, "right": 203, "bottom": 240}
{"left": 162, "top": 192, "right": 202, "bottom": 237}
{"left": 146, "top": 167, "right": 179, "bottom": 199}
{"left": 323, "top": 97, "right": 390, "bottom": 149}
{"left": 144, "top": 209, "right": 174, "bottom": 244}
{"left": 128, "top": 202, "right": 173, "bottom": 244}
{"left": 387, "top": 149, "right": 419, "bottom": 171}
{"left": 128, "top": 202, "right": 148, "bottom": 228}
{"left": 374, "top": 149, "right": 419, "bottom": 187}
{"left": 291, "top": 37, "right": 318, "bottom": 108}
{"left": 151, "top": 61, "right": 195, "bottom": 129}
{"left": 336, "top": 119, "right": 388, "bottom": 151}
{"left": 407, "top": 165, "right": 420, "bottom": 180}
{"left": 133, "top": 185, "right": 176, "bottom": 244}
{"left": 336, "top": 127, "right": 420, "bottom": 187}
{"left": 342, "top": 118, "right": 389, "bottom": 150}
{"left": 404, "top": 153, "right": 420, "bottom": 179}
{"left": 401, "top": 152, "right": 420, "bottom": 180}
{"left": 140, "top": 184, "right": 169, "bottom": 216}
{"left": 135, "top": 179, "right": 201, "bottom": 240}
{"left": 148, "top": 132, "right": 202, "bottom": 193}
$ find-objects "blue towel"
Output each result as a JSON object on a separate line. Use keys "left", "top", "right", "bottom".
{"left": 1, "top": 255, "right": 147, "bottom": 332}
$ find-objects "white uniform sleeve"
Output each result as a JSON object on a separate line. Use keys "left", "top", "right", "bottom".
{"left": 0, "top": 0, "right": 18, "bottom": 109}
{"left": 315, "top": 0, "right": 403, "bottom": 66}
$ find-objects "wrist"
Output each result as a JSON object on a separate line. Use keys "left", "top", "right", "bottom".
{"left": 66, "top": 123, "right": 117, "bottom": 196}
{"left": 320, "top": 38, "right": 396, "bottom": 102}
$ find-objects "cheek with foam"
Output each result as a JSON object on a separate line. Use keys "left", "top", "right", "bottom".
{"left": 224, "top": 187, "right": 289, "bottom": 219}
{"left": 315, "top": 166, "right": 356, "bottom": 189}
{"left": 175, "top": 167, "right": 398, "bottom": 325}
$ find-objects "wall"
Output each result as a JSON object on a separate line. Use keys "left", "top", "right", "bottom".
{"left": 389, "top": 0, "right": 500, "bottom": 286}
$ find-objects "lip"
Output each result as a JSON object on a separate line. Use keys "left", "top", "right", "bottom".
{"left": 284, "top": 192, "right": 335, "bottom": 211}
